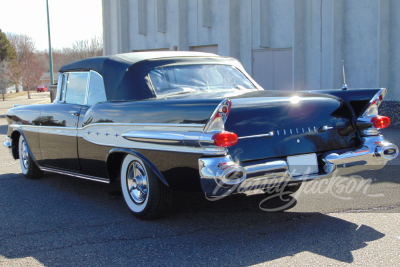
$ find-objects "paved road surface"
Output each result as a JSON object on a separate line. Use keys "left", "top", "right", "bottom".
{"left": 0, "top": 99, "right": 399, "bottom": 266}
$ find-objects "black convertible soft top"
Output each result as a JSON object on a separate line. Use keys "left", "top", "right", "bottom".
{"left": 59, "top": 51, "right": 240, "bottom": 101}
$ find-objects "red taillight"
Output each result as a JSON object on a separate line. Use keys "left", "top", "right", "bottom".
{"left": 371, "top": 116, "right": 390, "bottom": 129}
{"left": 212, "top": 132, "right": 238, "bottom": 147}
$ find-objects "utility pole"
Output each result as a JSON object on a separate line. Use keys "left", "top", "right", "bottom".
{"left": 46, "top": 0, "right": 54, "bottom": 85}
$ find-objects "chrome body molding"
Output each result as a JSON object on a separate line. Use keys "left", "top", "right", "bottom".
{"left": 122, "top": 130, "right": 218, "bottom": 148}
{"left": 81, "top": 122, "right": 205, "bottom": 129}
{"left": 9, "top": 122, "right": 227, "bottom": 155}
{"left": 199, "top": 135, "right": 399, "bottom": 198}
{"left": 318, "top": 125, "right": 334, "bottom": 132}
{"left": 39, "top": 167, "right": 110, "bottom": 184}
{"left": 238, "top": 132, "right": 274, "bottom": 140}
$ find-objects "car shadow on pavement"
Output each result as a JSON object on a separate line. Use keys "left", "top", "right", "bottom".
{"left": 0, "top": 172, "right": 386, "bottom": 266}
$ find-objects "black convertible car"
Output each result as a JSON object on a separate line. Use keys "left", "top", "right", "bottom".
{"left": 4, "top": 51, "right": 398, "bottom": 219}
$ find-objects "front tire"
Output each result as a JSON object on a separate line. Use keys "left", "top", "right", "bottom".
{"left": 120, "top": 154, "right": 171, "bottom": 220}
{"left": 18, "top": 135, "right": 43, "bottom": 179}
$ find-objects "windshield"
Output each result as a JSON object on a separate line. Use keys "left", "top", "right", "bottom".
{"left": 149, "top": 64, "right": 256, "bottom": 96}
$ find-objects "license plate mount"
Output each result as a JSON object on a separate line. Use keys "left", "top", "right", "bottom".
{"left": 287, "top": 153, "right": 319, "bottom": 177}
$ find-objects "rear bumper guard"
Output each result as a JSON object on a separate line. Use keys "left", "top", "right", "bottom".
{"left": 199, "top": 135, "right": 398, "bottom": 198}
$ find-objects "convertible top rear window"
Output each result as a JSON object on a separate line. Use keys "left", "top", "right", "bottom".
{"left": 149, "top": 64, "right": 255, "bottom": 96}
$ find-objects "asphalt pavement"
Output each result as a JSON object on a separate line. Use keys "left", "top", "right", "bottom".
{"left": 0, "top": 97, "right": 399, "bottom": 266}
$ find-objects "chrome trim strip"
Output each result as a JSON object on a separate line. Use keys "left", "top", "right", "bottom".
{"left": 82, "top": 123, "right": 205, "bottom": 129}
{"left": 84, "top": 70, "right": 92, "bottom": 105}
{"left": 238, "top": 132, "right": 274, "bottom": 140}
{"left": 81, "top": 135, "right": 227, "bottom": 155}
{"left": 318, "top": 125, "right": 334, "bottom": 132}
{"left": 122, "top": 131, "right": 185, "bottom": 145}
{"left": 39, "top": 167, "right": 110, "bottom": 184}
{"left": 10, "top": 124, "right": 225, "bottom": 155}
{"left": 121, "top": 130, "right": 224, "bottom": 151}
{"left": 11, "top": 123, "right": 205, "bottom": 130}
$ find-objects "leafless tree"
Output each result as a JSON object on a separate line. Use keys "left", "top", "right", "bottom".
{"left": 37, "top": 35, "right": 103, "bottom": 73}
{"left": 63, "top": 35, "right": 103, "bottom": 62}
{"left": 2, "top": 34, "right": 44, "bottom": 98}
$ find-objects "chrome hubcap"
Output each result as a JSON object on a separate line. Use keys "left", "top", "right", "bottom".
{"left": 21, "top": 140, "right": 28, "bottom": 169}
{"left": 126, "top": 161, "right": 148, "bottom": 204}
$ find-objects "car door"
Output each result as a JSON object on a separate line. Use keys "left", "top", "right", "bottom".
{"left": 77, "top": 70, "right": 109, "bottom": 178}
{"left": 38, "top": 72, "right": 89, "bottom": 172}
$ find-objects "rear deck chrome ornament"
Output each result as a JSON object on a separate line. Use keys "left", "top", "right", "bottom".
{"left": 240, "top": 125, "right": 337, "bottom": 140}
{"left": 297, "top": 139, "right": 300, "bottom": 143}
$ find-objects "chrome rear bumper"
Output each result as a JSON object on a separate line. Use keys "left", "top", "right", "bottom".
{"left": 199, "top": 135, "right": 398, "bottom": 198}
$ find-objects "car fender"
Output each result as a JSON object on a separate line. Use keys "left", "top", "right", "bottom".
{"left": 10, "top": 129, "right": 40, "bottom": 168}
{"left": 106, "top": 148, "right": 169, "bottom": 186}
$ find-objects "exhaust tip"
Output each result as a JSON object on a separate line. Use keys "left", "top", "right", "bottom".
{"left": 378, "top": 144, "right": 399, "bottom": 159}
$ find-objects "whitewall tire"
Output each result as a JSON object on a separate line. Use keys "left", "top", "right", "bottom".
{"left": 120, "top": 154, "right": 172, "bottom": 220}
{"left": 18, "top": 135, "right": 43, "bottom": 179}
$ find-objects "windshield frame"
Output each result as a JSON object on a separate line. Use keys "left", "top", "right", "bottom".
{"left": 147, "top": 63, "right": 258, "bottom": 97}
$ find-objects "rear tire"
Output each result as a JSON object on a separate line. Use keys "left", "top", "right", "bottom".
{"left": 120, "top": 154, "right": 171, "bottom": 220}
{"left": 18, "top": 135, "right": 43, "bottom": 179}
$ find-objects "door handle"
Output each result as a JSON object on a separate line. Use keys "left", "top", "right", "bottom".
{"left": 69, "top": 110, "right": 80, "bottom": 116}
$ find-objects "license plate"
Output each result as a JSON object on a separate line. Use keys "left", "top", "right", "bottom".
{"left": 287, "top": 153, "right": 319, "bottom": 177}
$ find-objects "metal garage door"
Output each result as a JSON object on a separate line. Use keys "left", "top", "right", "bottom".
{"left": 189, "top": 45, "right": 218, "bottom": 54}
{"left": 252, "top": 49, "right": 292, "bottom": 91}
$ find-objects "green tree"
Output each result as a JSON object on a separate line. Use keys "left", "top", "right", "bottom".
{"left": 0, "top": 29, "right": 16, "bottom": 62}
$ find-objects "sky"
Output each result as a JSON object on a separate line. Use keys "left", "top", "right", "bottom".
{"left": 0, "top": 0, "right": 103, "bottom": 51}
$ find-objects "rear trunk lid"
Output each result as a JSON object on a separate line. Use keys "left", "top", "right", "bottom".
{"left": 225, "top": 93, "right": 356, "bottom": 163}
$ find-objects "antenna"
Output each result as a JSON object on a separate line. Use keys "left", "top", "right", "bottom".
{"left": 342, "top": 60, "right": 348, "bottom": 90}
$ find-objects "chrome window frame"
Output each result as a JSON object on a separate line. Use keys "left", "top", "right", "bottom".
{"left": 54, "top": 73, "right": 68, "bottom": 103}
{"left": 55, "top": 73, "right": 63, "bottom": 103}
{"left": 55, "top": 71, "right": 90, "bottom": 105}
{"left": 54, "top": 71, "right": 106, "bottom": 106}
{"left": 86, "top": 70, "right": 107, "bottom": 106}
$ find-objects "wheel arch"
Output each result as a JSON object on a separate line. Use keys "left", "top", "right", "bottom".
{"left": 11, "top": 129, "right": 41, "bottom": 168}
{"left": 10, "top": 130, "right": 21, "bottom": 160}
{"left": 105, "top": 148, "right": 169, "bottom": 187}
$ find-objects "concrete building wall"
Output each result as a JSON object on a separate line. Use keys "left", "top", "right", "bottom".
{"left": 102, "top": 0, "right": 400, "bottom": 100}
